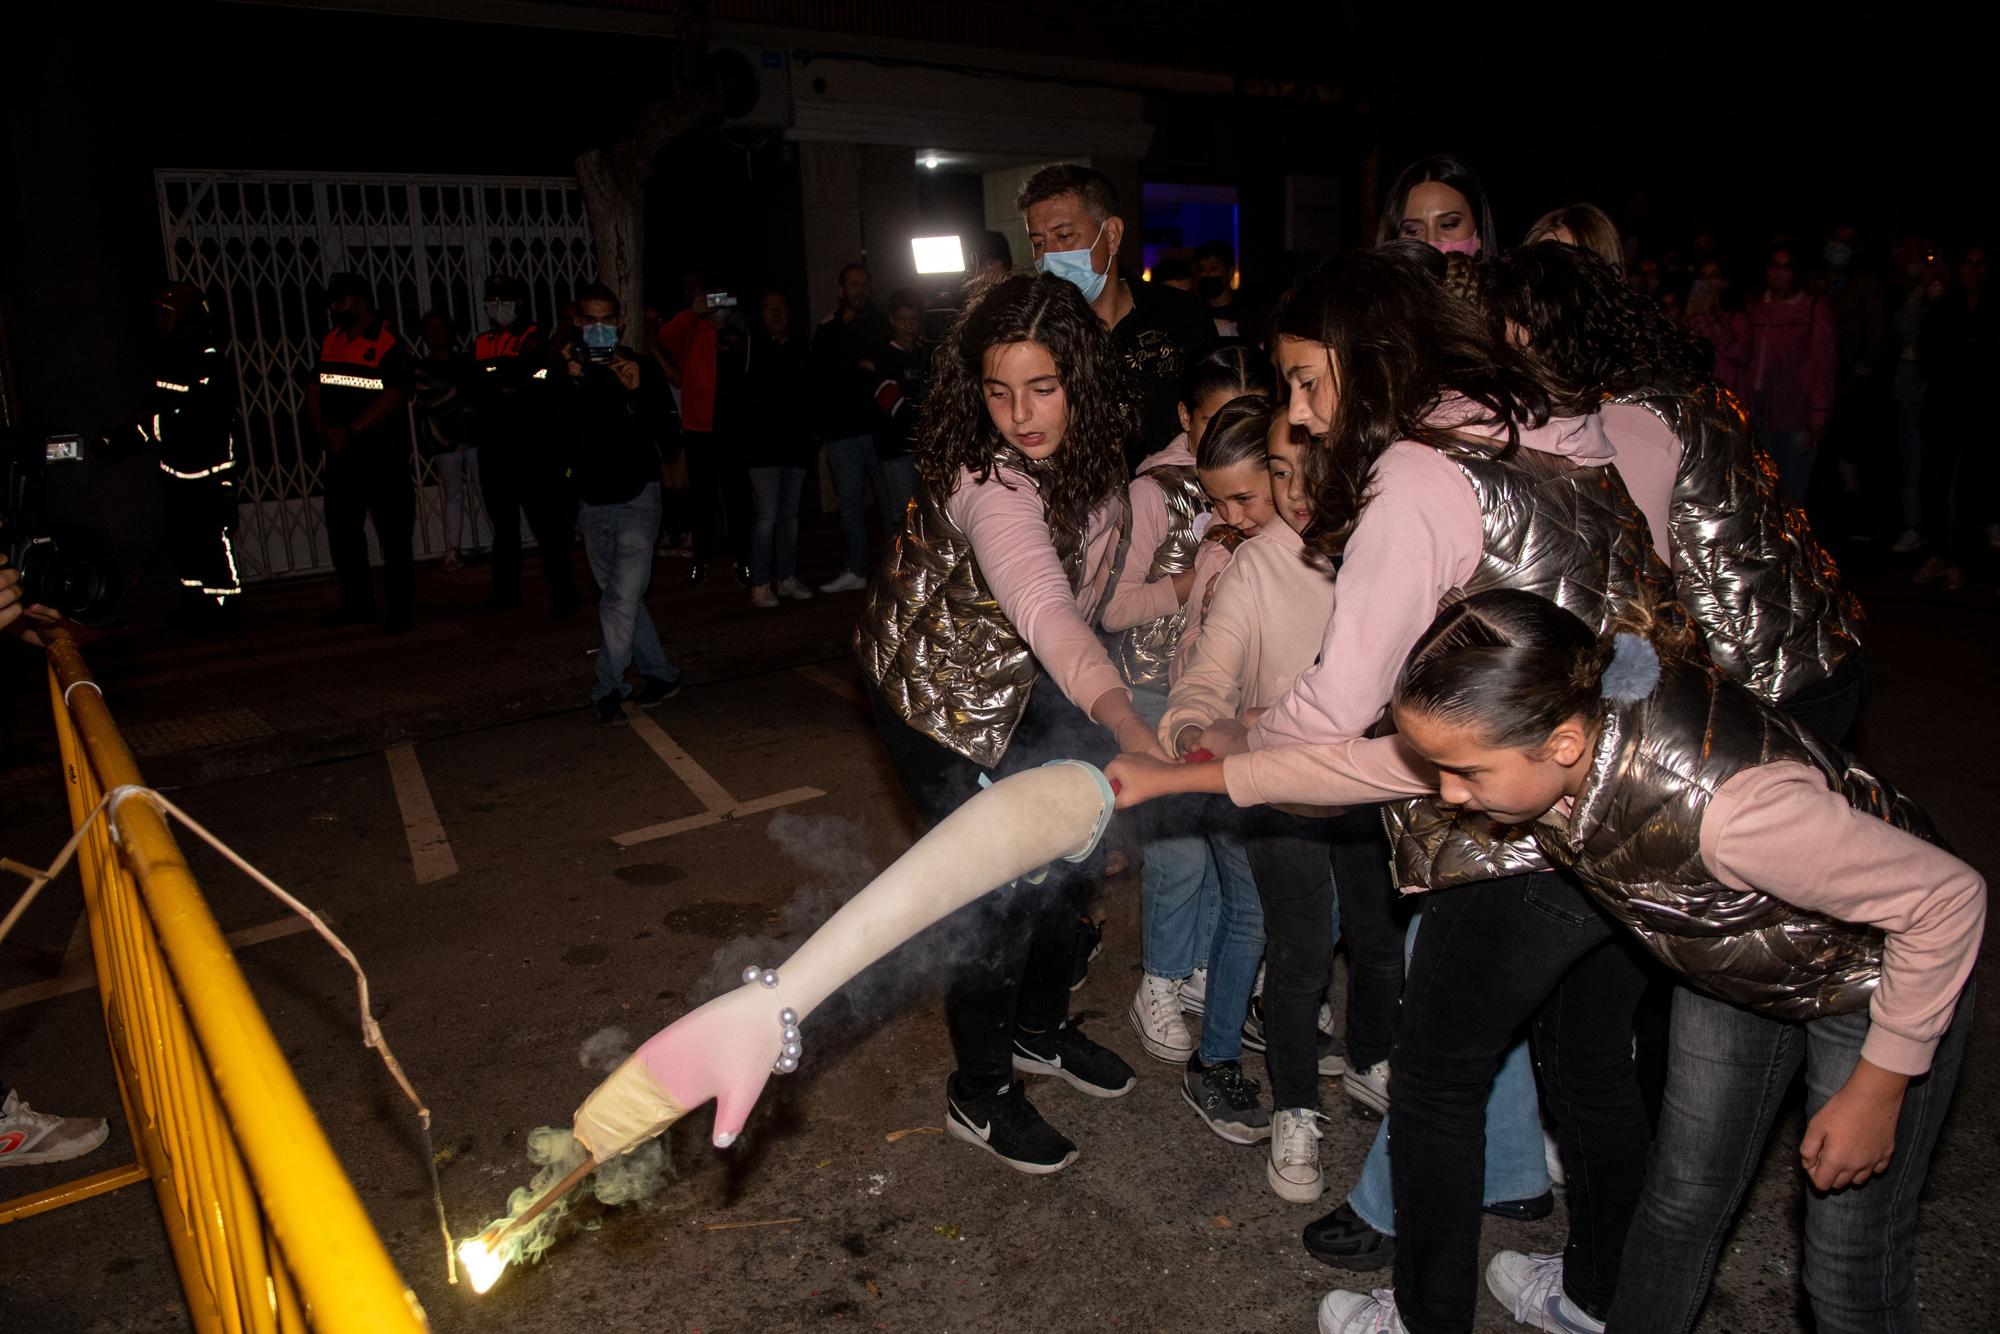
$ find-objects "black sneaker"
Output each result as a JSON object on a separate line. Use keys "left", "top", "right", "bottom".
{"left": 1069, "top": 916, "right": 1104, "bottom": 992}
{"left": 945, "top": 1078, "right": 1077, "bottom": 1174}
{"left": 595, "top": 694, "right": 628, "bottom": 726}
{"left": 633, "top": 676, "right": 682, "bottom": 707}
{"left": 1483, "top": 1189, "right": 1555, "bottom": 1221}
{"left": 1012, "top": 1019, "right": 1135, "bottom": 1098}
{"left": 1183, "top": 1058, "right": 1272, "bottom": 1144}
{"left": 1303, "top": 1201, "right": 1395, "bottom": 1271}
{"left": 1242, "top": 995, "right": 1341, "bottom": 1056}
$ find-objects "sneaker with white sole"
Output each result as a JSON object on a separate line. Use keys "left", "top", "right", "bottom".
{"left": 1317, "top": 1287, "right": 1409, "bottom": 1333}
{"left": 1241, "top": 994, "right": 1338, "bottom": 1054}
{"left": 1129, "top": 973, "right": 1196, "bottom": 1063}
{"left": 1317, "top": 1029, "right": 1346, "bottom": 1078}
{"left": 775, "top": 576, "right": 814, "bottom": 600}
{"left": 750, "top": 584, "right": 780, "bottom": 608}
{"left": 1012, "top": 1019, "right": 1136, "bottom": 1097}
{"left": 1344, "top": 1059, "right": 1389, "bottom": 1118}
{"left": 1269, "top": 1107, "right": 1326, "bottom": 1202}
{"left": 1182, "top": 1058, "right": 1271, "bottom": 1144}
{"left": 0, "top": 1089, "right": 109, "bottom": 1167}
{"left": 1486, "top": 1251, "right": 1606, "bottom": 1332}
{"left": 945, "top": 1077, "right": 1077, "bottom": 1174}
{"left": 1890, "top": 527, "right": 1924, "bottom": 554}
{"left": 818, "top": 570, "right": 867, "bottom": 593}
{"left": 1180, "top": 966, "right": 1208, "bottom": 1016}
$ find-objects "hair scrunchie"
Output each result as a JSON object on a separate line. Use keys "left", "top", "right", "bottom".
{"left": 1600, "top": 632, "right": 1661, "bottom": 703}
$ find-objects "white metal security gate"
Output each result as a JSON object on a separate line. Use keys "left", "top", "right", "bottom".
{"left": 155, "top": 169, "right": 597, "bottom": 580}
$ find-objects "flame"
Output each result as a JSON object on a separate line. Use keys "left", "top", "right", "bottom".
{"left": 457, "top": 1234, "right": 509, "bottom": 1295}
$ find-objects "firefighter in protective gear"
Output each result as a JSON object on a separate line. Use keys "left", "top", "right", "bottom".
{"left": 470, "top": 273, "right": 578, "bottom": 616}
{"left": 144, "top": 282, "right": 243, "bottom": 625}
{"left": 305, "top": 272, "right": 416, "bottom": 632}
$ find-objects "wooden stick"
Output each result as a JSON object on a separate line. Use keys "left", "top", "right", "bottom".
{"left": 489, "top": 1156, "right": 598, "bottom": 1249}
{"left": 702, "top": 1216, "right": 803, "bottom": 1232}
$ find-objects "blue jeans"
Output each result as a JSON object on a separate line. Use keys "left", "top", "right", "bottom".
{"left": 826, "top": 434, "right": 886, "bottom": 576}
{"left": 1131, "top": 690, "right": 1221, "bottom": 980}
{"left": 1606, "top": 982, "right": 1973, "bottom": 1334}
{"left": 1197, "top": 821, "right": 1265, "bottom": 1065}
{"left": 578, "top": 482, "right": 677, "bottom": 703}
{"left": 1349, "top": 916, "right": 1549, "bottom": 1233}
{"left": 878, "top": 454, "right": 919, "bottom": 532}
{"left": 747, "top": 465, "right": 805, "bottom": 587}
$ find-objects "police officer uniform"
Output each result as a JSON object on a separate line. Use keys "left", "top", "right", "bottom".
{"left": 471, "top": 281, "right": 577, "bottom": 614}
{"left": 313, "top": 286, "right": 416, "bottom": 629}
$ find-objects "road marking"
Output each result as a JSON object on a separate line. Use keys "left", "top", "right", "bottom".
{"left": 624, "top": 710, "right": 738, "bottom": 813}
{"left": 612, "top": 787, "right": 826, "bottom": 848}
{"left": 385, "top": 744, "right": 459, "bottom": 883}
{"left": 0, "top": 916, "right": 313, "bottom": 1012}
{"left": 795, "top": 664, "right": 868, "bottom": 710}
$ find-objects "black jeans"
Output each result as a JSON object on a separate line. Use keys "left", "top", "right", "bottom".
{"left": 323, "top": 441, "right": 414, "bottom": 620}
{"left": 1331, "top": 807, "right": 1404, "bottom": 1072}
{"left": 867, "top": 676, "right": 1112, "bottom": 1093}
{"left": 1242, "top": 806, "right": 1336, "bottom": 1111}
{"left": 685, "top": 431, "right": 754, "bottom": 565}
{"left": 481, "top": 442, "right": 578, "bottom": 609}
{"left": 1389, "top": 871, "right": 1651, "bottom": 1334}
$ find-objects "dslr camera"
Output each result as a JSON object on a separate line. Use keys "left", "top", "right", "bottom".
{"left": 2, "top": 431, "right": 116, "bottom": 623}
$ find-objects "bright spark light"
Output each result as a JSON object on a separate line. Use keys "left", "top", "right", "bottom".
{"left": 458, "top": 1236, "right": 509, "bottom": 1295}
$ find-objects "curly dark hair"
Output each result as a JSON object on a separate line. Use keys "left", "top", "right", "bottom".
{"left": 1481, "top": 243, "right": 1712, "bottom": 403}
{"left": 1269, "top": 241, "right": 1553, "bottom": 559}
{"left": 915, "top": 272, "right": 1136, "bottom": 553}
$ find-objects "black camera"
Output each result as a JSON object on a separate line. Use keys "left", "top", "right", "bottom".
{"left": 2, "top": 431, "right": 117, "bottom": 623}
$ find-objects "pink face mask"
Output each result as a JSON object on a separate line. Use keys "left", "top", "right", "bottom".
{"left": 1432, "top": 235, "right": 1483, "bottom": 257}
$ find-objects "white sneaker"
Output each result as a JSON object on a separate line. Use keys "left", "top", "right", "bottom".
{"left": 1486, "top": 1251, "right": 1606, "bottom": 1333}
{"left": 749, "top": 584, "right": 780, "bottom": 609}
{"left": 1318, "top": 1288, "right": 1409, "bottom": 1334}
{"left": 1180, "top": 966, "right": 1208, "bottom": 1016}
{"left": 775, "top": 576, "right": 814, "bottom": 600}
{"left": 818, "top": 570, "right": 867, "bottom": 593}
{"left": 1543, "top": 1127, "right": 1566, "bottom": 1190}
{"left": 1890, "top": 527, "right": 1924, "bottom": 554}
{"left": 1268, "top": 1107, "right": 1325, "bottom": 1202}
{"left": 0, "top": 1089, "right": 109, "bottom": 1167}
{"left": 1344, "top": 1060, "right": 1389, "bottom": 1118}
{"left": 1128, "top": 974, "right": 1195, "bottom": 1063}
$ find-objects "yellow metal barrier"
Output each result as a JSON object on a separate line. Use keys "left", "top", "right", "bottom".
{"left": 0, "top": 637, "right": 428, "bottom": 1332}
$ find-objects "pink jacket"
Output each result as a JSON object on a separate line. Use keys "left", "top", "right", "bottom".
{"left": 1102, "top": 434, "right": 1200, "bottom": 633}
{"left": 1702, "top": 762, "right": 1986, "bottom": 1075}
{"left": 1229, "top": 410, "right": 1671, "bottom": 809}
{"left": 945, "top": 465, "right": 1128, "bottom": 719}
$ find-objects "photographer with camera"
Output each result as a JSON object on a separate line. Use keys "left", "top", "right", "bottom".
{"left": 658, "top": 272, "right": 749, "bottom": 588}
{"left": 470, "top": 273, "right": 578, "bottom": 618}
{"left": 556, "top": 285, "right": 682, "bottom": 726}
{"left": 305, "top": 273, "right": 416, "bottom": 634}
{"left": 143, "top": 282, "right": 243, "bottom": 629}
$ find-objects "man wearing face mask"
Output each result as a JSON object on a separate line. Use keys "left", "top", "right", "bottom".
{"left": 1191, "top": 240, "right": 1264, "bottom": 344}
{"left": 555, "top": 284, "right": 682, "bottom": 726}
{"left": 306, "top": 272, "right": 417, "bottom": 632}
{"left": 471, "top": 273, "right": 579, "bottom": 617}
{"left": 1018, "top": 165, "right": 1215, "bottom": 468}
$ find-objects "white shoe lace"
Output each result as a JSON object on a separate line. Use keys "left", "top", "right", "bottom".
{"left": 1500, "top": 1252, "right": 1568, "bottom": 1326}
{"left": 1137, "top": 974, "right": 1185, "bottom": 1025}
{"left": 1273, "top": 1108, "right": 1324, "bottom": 1175}
{"left": 1321, "top": 1288, "right": 1406, "bottom": 1334}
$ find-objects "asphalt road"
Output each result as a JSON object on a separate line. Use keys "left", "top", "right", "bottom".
{"left": 0, "top": 580, "right": 1993, "bottom": 1334}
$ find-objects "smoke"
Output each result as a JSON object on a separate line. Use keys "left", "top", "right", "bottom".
{"left": 577, "top": 1027, "right": 633, "bottom": 1073}
{"left": 469, "top": 1126, "right": 674, "bottom": 1273}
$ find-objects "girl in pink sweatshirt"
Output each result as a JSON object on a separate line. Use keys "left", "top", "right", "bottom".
{"left": 1370, "top": 588, "right": 1981, "bottom": 1334}
{"left": 857, "top": 273, "right": 1164, "bottom": 1178}
{"left": 1103, "top": 346, "right": 1275, "bottom": 1071}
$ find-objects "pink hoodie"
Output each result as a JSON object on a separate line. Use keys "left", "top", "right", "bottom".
{"left": 1102, "top": 434, "right": 1200, "bottom": 633}
{"left": 1230, "top": 411, "right": 1672, "bottom": 809}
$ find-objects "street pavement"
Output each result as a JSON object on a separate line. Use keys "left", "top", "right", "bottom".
{"left": 0, "top": 541, "right": 1994, "bottom": 1334}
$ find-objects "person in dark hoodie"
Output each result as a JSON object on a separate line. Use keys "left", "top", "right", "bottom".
{"left": 741, "top": 290, "right": 819, "bottom": 608}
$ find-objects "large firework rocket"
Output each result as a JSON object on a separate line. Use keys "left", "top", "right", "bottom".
{"left": 460, "top": 759, "right": 1117, "bottom": 1292}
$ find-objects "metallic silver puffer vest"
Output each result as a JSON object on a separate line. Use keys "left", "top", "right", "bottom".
{"left": 1539, "top": 660, "right": 1926, "bottom": 1019}
{"left": 1379, "top": 438, "right": 1690, "bottom": 879}
{"left": 855, "top": 474, "right": 1126, "bottom": 768}
{"left": 1620, "top": 382, "right": 1863, "bottom": 702}
{"left": 1113, "top": 463, "right": 1208, "bottom": 690}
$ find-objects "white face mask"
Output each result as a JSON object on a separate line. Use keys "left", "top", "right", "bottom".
{"left": 486, "top": 300, "right": 518, "bottom": 327}
{"left": 1035, "top": 221, "right": 1109, "bottom": 302}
